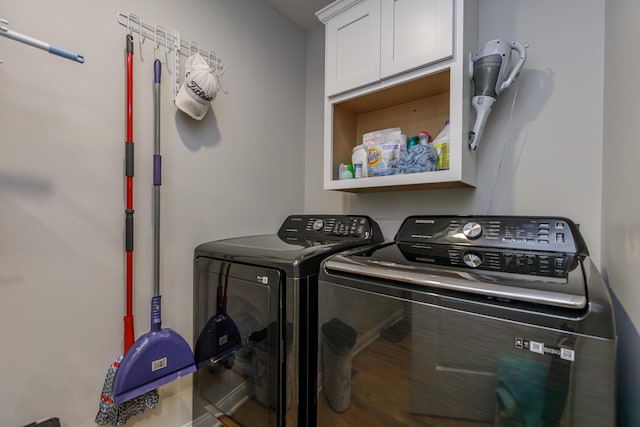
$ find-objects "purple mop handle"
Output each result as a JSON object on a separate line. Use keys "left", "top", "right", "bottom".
{"left": 151, "top": 295, "right": 162, "bottom": 332}
{"left": 153, "top": 60, "right": 162, "bottom": 186}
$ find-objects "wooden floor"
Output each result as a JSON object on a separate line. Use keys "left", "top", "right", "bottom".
{"left": 317, "top": 333, "right": 492, "bottom": 427}
{"left": 218, "top": 383, "right": 297, "bottom": 427}
{"left": 218, "top": 333, "right": 492, "bottom": 426}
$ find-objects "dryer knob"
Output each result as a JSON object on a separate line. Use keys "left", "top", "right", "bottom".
{"left": 463, "top": 222, "right": 483, "bottom": 240}
{"left": 463, "top": 251, "right": 483, "bottom": 268}
{"left": 312, "top": 219, "right": 325, "bottom": 231}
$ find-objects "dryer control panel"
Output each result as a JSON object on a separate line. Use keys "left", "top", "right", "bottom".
{"left": 278, "top": 215, "right": 381, "bottom": 242}
{"left": 396, "top": 216, "right": 588, "bottom": 278}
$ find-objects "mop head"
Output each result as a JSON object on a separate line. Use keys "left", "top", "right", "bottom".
{"left": 96, "top": 355, "right": 159, "bottom": 426}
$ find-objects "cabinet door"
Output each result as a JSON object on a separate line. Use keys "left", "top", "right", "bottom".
{"left": 325, "top": 0, "right": 381, "bottom": 96}
{"left": 380, "top": 0, "right": 453, "bottom": 79}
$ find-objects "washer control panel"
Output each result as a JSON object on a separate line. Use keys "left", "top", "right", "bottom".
{"left": 278, "top": 215, "right": 379, "bottom": 241}
{"left": 396, "top": 216, "right": 587, "bottom": 278}
{"left": 397, "top": 216, "right": 585, "bottom": 254}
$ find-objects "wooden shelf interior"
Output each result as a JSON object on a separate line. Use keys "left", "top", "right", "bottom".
{"left": 331, "top": 69, "right": 451, "bottom": 179}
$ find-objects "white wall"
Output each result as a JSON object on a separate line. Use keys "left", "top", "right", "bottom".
{"left": 603, "top": 0, "right": 640, "bottom": 425}
{"left": 0, "top": 1, "right": 306, "bottom": 426}
{"left": 305, "top": 0, "right": 606, "bottom": 263}
{"left": 602, "top": 0, "right": 640, "bottom": 333}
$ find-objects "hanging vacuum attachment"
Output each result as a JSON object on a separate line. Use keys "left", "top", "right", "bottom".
{"left": 112, "top": 59, "right": 197, "bottom": 405}
{"left": 468, "top": 39, "right": 527, "bottom": 151}
{"left": 194, "top": 263, "right": 242, "bottom": 370}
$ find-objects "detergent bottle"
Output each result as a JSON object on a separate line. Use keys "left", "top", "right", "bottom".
{"left": 432, "top": 120, "right": 450, "bottom": 170}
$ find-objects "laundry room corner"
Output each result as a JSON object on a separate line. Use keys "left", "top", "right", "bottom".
{"left": 0, "top": 1, "right": 307, "bottom": 426}
{"left": 303, "top": 1, "right": 639, "bottom": 426}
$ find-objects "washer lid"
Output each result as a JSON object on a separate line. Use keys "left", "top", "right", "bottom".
{"left": 324, "top": 243, "right": 588, "bottom": 309}
{"left": 195, "top": 215, "right": 384, "bottom": 277}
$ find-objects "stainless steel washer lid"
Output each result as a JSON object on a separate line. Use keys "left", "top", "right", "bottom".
{"left": 324, "top": 216, "right": 592, "bottom": 309}
{"left": 324, "top": 246, "right": 587, "bottom": 309}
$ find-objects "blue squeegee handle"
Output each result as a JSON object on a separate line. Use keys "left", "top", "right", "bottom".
{"left": 0, "top": 26, "right": 84, "bottom": 63}
{"left": 48, "top": 45, "right": 85, "bottom": 63}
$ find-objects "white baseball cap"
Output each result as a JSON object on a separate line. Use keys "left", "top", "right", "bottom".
{"left": 175, "top": 53, "right": 218, "bottom": 120}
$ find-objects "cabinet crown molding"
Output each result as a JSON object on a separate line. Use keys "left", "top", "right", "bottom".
{"left": 316, "top": 0, "right": 367, "bottom": 23}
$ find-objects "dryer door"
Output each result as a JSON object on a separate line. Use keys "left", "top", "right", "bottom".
{"left": 194, "top": 258, "right": 292, "bottom": 427}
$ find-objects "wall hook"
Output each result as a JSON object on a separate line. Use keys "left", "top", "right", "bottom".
{"left": 137, "top": 15, "right": 145, "bottom": 61}
{"left": 0, "top": 18, "right": 7, "bottom": 64}
{"left": 154, "top": 24, "right": 165, "bottom": 61}
{"left": 126, "top": 13, "right": 132, "bottom": 35}
{"left": 208, "top": 50, "right": 215, "bottom": 73}
{"left": 189, "top": 40, "right": 198, "bottom": 57}
{"left": 163, "top": 26, "right": 172, "bottom": 74}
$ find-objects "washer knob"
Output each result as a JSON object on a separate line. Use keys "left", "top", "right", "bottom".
{"left": 312, "top": 219, "right": 325, "bottom": 231}
{"left": 463, "top": 251, "right": 483, "bottom": 268}
{"left": 463, "top": 222, "right": 483, "bottom": 240}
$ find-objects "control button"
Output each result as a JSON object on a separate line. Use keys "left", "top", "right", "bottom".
{"left": 556, "top": 233, "right": 565, "bottom": 243}
{"left": 463, "top": 251, "right": 483, "bottom": 268}
{"left": 554, "top": 257, "right": 566, "bottom": 268}
{"left": 527, "top": 255, "right": 536, "bottom": 266}
{"left": 526, "top": 239, "right": 536, "bottom": 244}
{"left": 538, "top": 229, "right": 550, "bottom": 235}
{"left": 555, "top": 222, "right": 565, "bottom": 230}
{"left": 463, "top": 222, "right": 483, "bottom": 240}
{"left": 539, "top": 223, "right": 550, "bottom": 229}
{"left": 312, "top": 219, "right": 325, "bottom": 231}
{"left": 538, "top": 239, "right": 549, "bottom": 244}
{"left": 555, "top": 269, "right": 565, "bottom": 277}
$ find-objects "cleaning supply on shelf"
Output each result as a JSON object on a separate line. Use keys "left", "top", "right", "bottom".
{"left": 418, "top": 131, "right": 431, "bottom": 145}
{"left": 431, "top": 120, "right": 450, "bottom": 170}
{"left": 351, "top": 144, "right": 368, "bottom": 178}
{"left": 407, "top": 136, "right": 419, "bottom": 151}
{"left": 338, "top": 163, "right": 354, "bottom": 179}
{"left": 363, "top": 128, "right": 402, "bottom": 176}
{"left": 396, "top": 143, "right": 439, "bottom": 174}
{"left": 353, "top": 162, "right": 363, "bottom": 178}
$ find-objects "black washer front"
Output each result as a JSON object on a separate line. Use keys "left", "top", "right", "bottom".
{"left": 193, "top": 214, "right": 383, "bottom": 427}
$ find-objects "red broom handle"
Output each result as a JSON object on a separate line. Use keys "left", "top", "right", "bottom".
{"left": 123, "top": 34, "right": 135, "bottom": 353}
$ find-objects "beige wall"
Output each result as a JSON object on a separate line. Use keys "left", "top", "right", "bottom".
{"left": 603, "top": 0, "right": 640, "bottom": 332}
{"left": 0, "top": 1, "right": 306, "bottom": 426}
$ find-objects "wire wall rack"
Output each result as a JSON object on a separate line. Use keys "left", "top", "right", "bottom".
{"left": 117, "top": 12, "right": 226, "bottom": 98}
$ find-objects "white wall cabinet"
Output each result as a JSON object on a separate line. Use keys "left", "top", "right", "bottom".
{"left": 320, "top": 0, "right": 453, "bottom": 97}
{"left": 380, "top": 0, "right": 453, "bottom": 80}
{"left": 322, "top": 0, "right": 381, "bottom": 96}
{"left": 316, "top": 0, "right": 478, "bottom": 192}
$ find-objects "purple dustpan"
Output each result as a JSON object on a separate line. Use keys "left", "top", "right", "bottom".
{"left": 112, "top": 296, "right": 196, "bottom": 404}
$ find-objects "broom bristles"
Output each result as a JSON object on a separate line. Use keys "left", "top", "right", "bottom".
{"left": 96, "top": 355, "right": 159, "bottom": 426}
